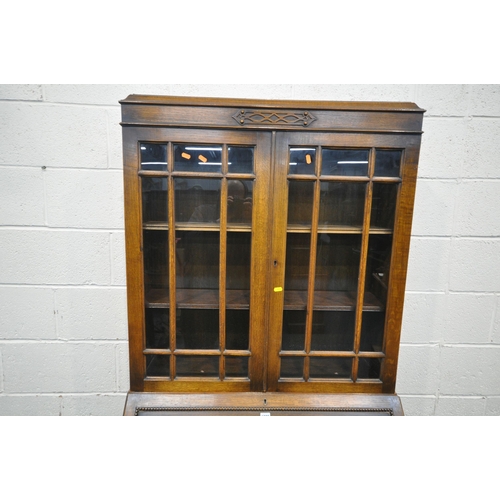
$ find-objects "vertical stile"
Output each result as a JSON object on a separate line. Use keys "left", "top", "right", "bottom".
{"left": 219, "top": 145, "right": 228, "bottom": 380}
{"left": 303, "top": 147, "right": 321, "bottom": 382}
{"left": 352, "top": 148, "right": 376, "bottom": 381}
{"left": 167, "top": 142, "right": 177, "bottom": 380}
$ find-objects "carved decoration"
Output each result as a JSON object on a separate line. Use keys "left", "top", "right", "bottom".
{"left": 135, "top": 406, "right": 393, "bottom": 416}
{"left": 232, "top": 109, "right": 317, "bottom": 127}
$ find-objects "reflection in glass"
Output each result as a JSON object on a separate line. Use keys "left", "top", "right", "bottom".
{"left": 310, "top": 311, "right": 355, "bottom": 351}
{"left": 143, "top": 230, "right": 169, "bottom": 291}
{"left": 284, "top": 233, "right": 310, "bottom": 291}
{"left": 322, "top": 149, "right": 369, "bottom": 176}
{"left": 282, "top": 310, "right": 306, "bottom": 351}
{"left": 146, "top": 355, "right": 169, "bottom": 377}
{"left": 145, "top": 309, "right": 170, "bottom": 349}
{"left": 289, "top": 147, "right": 316, "bottom": 175}
{"left": 318, "top": 182, "right": 366, "bottom": 228}
{"left": 225, "top": 357, "right": 248, "bottom": 377}
{"left": 309, "top": 357, "right": 351, "bottom": 378}
{"left": 228, "top": 146, "right": 254, "bottom": 174}
{"left": 176, "top": 309, "right": 219, "bottom": 349}
{"left": 175, "top": 231, "right": 219, "bottom": 290}
{"left": 226, "top": 311, "right": 250, "bottom": 350}
{"left": 315, "top": 234, "right": 361, "bottom": 293}
{"left": 140, "top": 143, "right": 168, "bottom": 171}
{"left": 142, "top": 177, "right": 168, "bottom": 223}
{"left": 176, "top": 356, "right": 219, "bottom": 377}
{"left": 280, "top": 357, "right": 303, "bottom": 378}
{"left": 371, "top": 183, "right": 398, "bottom": 230}
{"left": 227, "top": 179, "right": 253, "bottom": 225}
{"left": 227, "top": 233, "right": 251, "bottom": 290}
{"left": 374, "top": 150, "right": 402, "bottom": 177}
{"left": 287, "top": 181, "right": 314, "bottom": 226}
{"left": 174, "top": 178, "right": 221, "bottom": 223}
{"left": 358, "top": 357, "right": 381, "bottom": 379}
{"left": 174, "top": 144, "right": 222, "bottom": 173}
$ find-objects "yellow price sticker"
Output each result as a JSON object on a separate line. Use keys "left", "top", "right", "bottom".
{"left": 273, "top": 287, "right": 283, "bottom": 292}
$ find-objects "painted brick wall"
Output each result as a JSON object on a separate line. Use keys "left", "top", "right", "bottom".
{"left": 0, "top": 84, "right": 498, "bottom": 416}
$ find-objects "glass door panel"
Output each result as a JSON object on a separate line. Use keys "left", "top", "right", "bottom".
{"left": 137, "top": 131, "right": 270, "bottom": 387}
{"left": 273, "top": 136, "right": 403, "bottom": 389}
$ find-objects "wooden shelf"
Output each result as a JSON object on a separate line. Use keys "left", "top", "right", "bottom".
{"left": 146, "top": 288, "right": 250, "bottom": 309}
{"left": 143, "top": 222, "right": 252, "bottom": 232}
{"left": 146, "top": 288, "right": 383, "bottom": 312}
{"left": 284, "top": 290, "right": 383, "bottom": 311}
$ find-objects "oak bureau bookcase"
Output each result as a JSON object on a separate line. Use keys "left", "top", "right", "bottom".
{"left": 120, "top": 95, "right": 424, "bottom": 416}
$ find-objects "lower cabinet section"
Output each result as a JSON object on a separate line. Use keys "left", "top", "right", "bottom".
{"left": 124, "top": 392, "right": 404, "bottom": 416}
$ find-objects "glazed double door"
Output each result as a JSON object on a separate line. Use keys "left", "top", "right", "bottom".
{"left": 128, "top": 127, "right": 405, "bottom": 394}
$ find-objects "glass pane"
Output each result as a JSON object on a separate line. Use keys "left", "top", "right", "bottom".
{"left": 358, "top": 357, "right": 382, "bottom": 379}
{"left": 322, "top": 149, "right": 369, "bottom": 176}
{"left": 361, "top": 235, "right": 393, "bottom": 351}
{"left": 174, "top": 144, "right": 222, "bottom": 173}
{"left": 226, "top": 233, "right": 251, "bottom": 290}
{"left": 310, "top": 311, "right": 355, "bottom": 351}
{"left": 280, "top": 357, "right": 303, "bottom": 378}
{"left": 375, "top": 150, "right": 402, "bottom": 177}
{"left": 287, "top": 181, "right": 314, "bottom": 226}
{"left": 175, "top": 231, "right": 219, "bottom": 290}
{"left": 364, "top": 234, "right": 392, "bottom": 305}
{"left": 360, "top": 312, "right": 385, "bottom": 351}
{"left": 176, "top": 309, "right": 219, "bottom": 349}
{"left": 228, "top": 146, "right": 254, "bottom": 174}
{"left": 282, "top": 310, "right": 306, "bottom": 350}
{"left": 371, "top": 183, "right": 398, "bottom": 230}
{"left": 318, "top": 182, "right": 366, "bottom": 228}
{"left": 309, "top": 357, "right": 351, "bottom": 379}
{"left": 289, "top": 147, "right": 316, "bottom": 175}
{"left": 226, "top": 310, "right": 249, "bottom": 350}
{"left": 140, "top": 143, "right": 168, "bottom": 171}
{"left": 227, "top": 179, "right": 253, "bottom": 225}
{"left": 175, "top": 178, "right": 221, "bottom": 223}
{"left": 284, "top": 233, "right": 310, "bottom": 291}
{"left": 143, "top": 230, "right": 169, "bottom": 294}
{"left": 142, "top": 177, "right": 168, "bottom": 224}
{"left": 315, "top": 234, "right": 361, "bottom": 294}
{"left": 146, "top": 354, "right": 169, "bottom": 377}
{"left": 176, "top": 356, "right": 219, "bottom": 377}
{"left": 145, "top": 309, "right": 170, "bottom": 349}
{"left": 225, "top": 357, "right": 248, "bottom": 377}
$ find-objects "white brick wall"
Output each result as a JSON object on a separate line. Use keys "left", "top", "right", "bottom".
{"left": 0, "top": 84, "right": 499, "bottom": 416}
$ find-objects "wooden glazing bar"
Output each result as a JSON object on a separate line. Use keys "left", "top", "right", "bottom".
{"left": 138, "top": 170, "right": 170, "bottom": 178}
{"left": 167, "top": 143, "right": 176, "bottom": 380}
{"left": 352, "top": 148, "right": 376, "bottom": 382}
{"left": 139, "top": 171, "right": 257, "bottom": 180}
{"left": 219, "top": 145, "right": 228, "bottom": 380}
{"left": 286, "top": 224, "right": 393, "bottom": 235}
{"left": 143, "top": 349, "right": 171, "bottom": 355}
{"left": 223, "top": 350, "right": 252, "bottom": 356}
{"left": 174, "top": 349, "right": 222, "bottom": 356}
{"left": 303, "top": 146, "right": 321, "bottom": 382}
{"left": 281, "top": 351, "right": 354, "bottom": 357}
